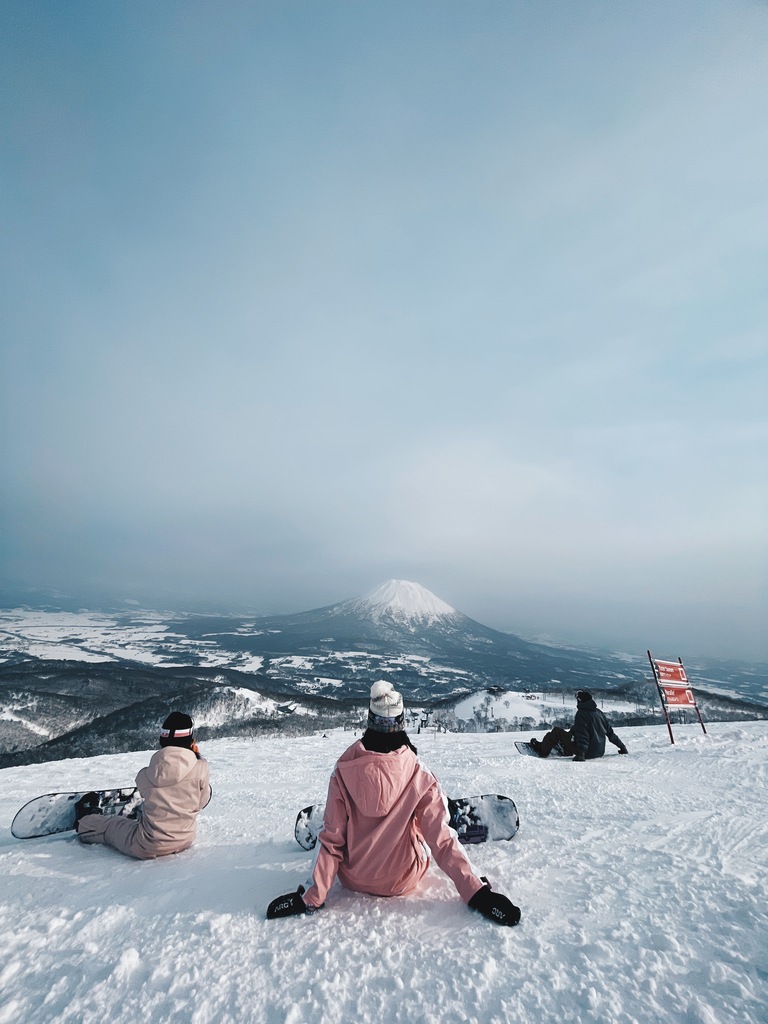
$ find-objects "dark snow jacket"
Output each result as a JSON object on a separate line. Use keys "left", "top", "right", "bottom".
{"left": 572, "top": 698, "right": 626, "bottom": 759}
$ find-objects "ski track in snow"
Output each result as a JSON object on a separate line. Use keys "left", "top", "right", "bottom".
{"left": 0, "top": 722, "right": 767, "bottom": 1023}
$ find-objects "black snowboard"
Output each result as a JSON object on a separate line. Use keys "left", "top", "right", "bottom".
{"left": 514, "top": 741, "right": 571, "bottom": 758}
{"left": 294, "top": 793, "right": 519, "bottom": 851}
{"left": 11, "top": 788, "right": 143, "bottom": 839}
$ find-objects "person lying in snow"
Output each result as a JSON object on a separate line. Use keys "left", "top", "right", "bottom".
{"left": 267, "top": 681, "right": 520, "bottom": 926}
{"left": 530, "top": 691, "right": 628, "bottom": 760}
{"left": 76, "top": 711, "right": 211, "bottom": 859}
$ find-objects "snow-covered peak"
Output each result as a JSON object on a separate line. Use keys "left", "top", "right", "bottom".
{"left": 352, "top": 580, "right": 457, "bottom": 625}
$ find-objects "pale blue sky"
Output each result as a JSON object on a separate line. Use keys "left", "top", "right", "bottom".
{"left": 2, "top": 1, "right": 767, "bottom": 659}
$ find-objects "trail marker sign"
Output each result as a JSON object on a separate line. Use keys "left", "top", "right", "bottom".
{"left": 647, "top": 651, "right": 707, "bottom": 744}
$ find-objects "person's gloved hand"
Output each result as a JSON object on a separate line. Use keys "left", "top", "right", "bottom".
{"left": 468, "top": 880, "right": 521, "bottom": 927}
{"left": 573, "top": 751, "right": 586, "bottom": 762}
{"left": 618, "top": 744, "right": 628, "bottom": 755}
{"left": 266, "top": 885, "right": 323, "bottom": 919}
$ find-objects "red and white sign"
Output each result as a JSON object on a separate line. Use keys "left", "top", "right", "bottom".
{"left": 653, "top": 660, "right": 688, "bottom": 684}
{"left": 647, "top": 650, "right": 707, "bottom": 742}
{"left": 661, "top": 685, "right": 696, "bottom": 707}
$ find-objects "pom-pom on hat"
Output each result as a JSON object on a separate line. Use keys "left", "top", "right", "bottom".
{"left": 160, "top": 711, "right": 195, "bottom": 748}
{"left": 367, "top": 681, "right": 405, "bottom": 733}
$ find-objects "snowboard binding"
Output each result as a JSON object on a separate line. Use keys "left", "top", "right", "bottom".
{"left": 448, "top": 798, "right": 490, "bottom": 844}
{"left": 74, "top": 792, "right": 103, "bottom": 821}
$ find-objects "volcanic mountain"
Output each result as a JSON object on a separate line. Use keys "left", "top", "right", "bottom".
{"left": 174, "top": 579, "right": 623, "bottom": 694}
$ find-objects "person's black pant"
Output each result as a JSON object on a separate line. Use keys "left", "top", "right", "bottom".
{"left": 538, "top": 726, "right": 577, "bottom": 757}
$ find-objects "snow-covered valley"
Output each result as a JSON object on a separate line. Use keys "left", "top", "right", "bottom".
{"left": 2, "top": 592, "right": 766, "bottom": 769}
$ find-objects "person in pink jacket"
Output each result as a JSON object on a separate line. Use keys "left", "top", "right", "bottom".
{"left": 267, "top": 682, "right": 520, "bottom": 926}
{"left": 76, "top": 712, "right": 211, "bottom": 860}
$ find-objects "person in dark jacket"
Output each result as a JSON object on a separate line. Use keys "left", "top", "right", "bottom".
{"left": 530, "top": 691, "right": 628, "bottom": 760}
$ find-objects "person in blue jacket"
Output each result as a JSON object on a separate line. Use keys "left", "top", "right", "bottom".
{"left": 530, "top": 691, "right": 628, "bottom": 760}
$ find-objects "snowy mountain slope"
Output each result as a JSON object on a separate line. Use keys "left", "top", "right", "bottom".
{"left": 451, "top": 688, "right": 641, "bottom": 724}
{"left": 0, "top": 721, "right": 766, "bottom": 1024}
{"left": 0, "top": 666, "right": 359, "bottom": 768}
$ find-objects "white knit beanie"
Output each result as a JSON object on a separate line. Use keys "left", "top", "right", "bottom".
{"left": 368, "top": 680, "right": 405, "bottom": 732}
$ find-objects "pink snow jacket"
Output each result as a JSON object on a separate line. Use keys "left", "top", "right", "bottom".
{"left": 78, "top": 747, "right": 210, "bottom": 859}
{"left": 301, "top": 741, "right": 485, "bottom": 909}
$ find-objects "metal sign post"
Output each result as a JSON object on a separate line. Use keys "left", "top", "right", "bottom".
{"left": 647, "top": 651, "right": 707, "bottom": 744}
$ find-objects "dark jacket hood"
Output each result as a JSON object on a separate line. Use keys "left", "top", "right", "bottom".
{"left": 577, "top": 697, "right": 598, "bottom": 711}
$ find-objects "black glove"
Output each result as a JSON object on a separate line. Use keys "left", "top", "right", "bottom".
{"left": 618, "top": 744, "right": 628, "bottom": 754}
{"left": 573, "top": 751, "right": 586, "bottom": 762}
{"left": 267, "top": 885, "right": 311, "bottom": 920}
{"left": 468, "top": 880, "right": 520, "bottom": 927}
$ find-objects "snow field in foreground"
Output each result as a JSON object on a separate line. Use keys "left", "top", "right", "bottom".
{"left": 0, "top": 721, "right": 767, "bottom": 1023}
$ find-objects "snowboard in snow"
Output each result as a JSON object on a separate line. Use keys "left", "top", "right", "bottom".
{"left": 515, "top": 741, "right": 571, "bottom": 758}
{"left": 11, "top": 788, "right": 143, "bottom": 840}
{"left": 295, "top": 803, "right": 326, "bottom": 851}
{"left": 294, "top": 794, "right": 519, "bottom": 852}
